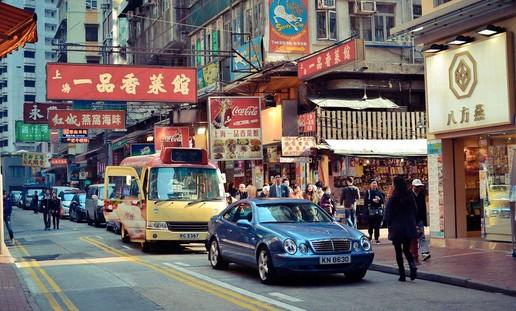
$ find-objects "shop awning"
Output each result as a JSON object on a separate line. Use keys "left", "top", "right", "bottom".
{"left": 309, "top": 97, "right": 399, "bottom": 110}
{"left": 323, "top": 139, "right": 428, "bottom": 157}
{"left": 74, "top": 147, "right": 103, "bottom": 164}
{"left": 0, "top": 2, "right": 38, "bottom": 59}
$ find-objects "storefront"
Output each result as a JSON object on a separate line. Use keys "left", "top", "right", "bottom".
{"left": 425, "top": 31, "right": 515, "bottom": 242}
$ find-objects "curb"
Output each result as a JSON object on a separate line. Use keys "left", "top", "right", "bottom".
{"left": 370, "top": 263, "right": 516, "bottom": 297}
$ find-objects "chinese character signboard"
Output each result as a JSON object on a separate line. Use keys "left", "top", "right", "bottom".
{"left": 298, "top": 111, "right": 316, "bottom": 133}
{"left": 131, "top": 143, "right": 156, "bottom": 156}
{"left": 23, "top": 102, "right": 72, "bottom": 124}
{"left": 268, "top": 0, "right": 309, "bottom": 54}
{"left": 15, "top": 121, "right": 50, "bottom": 142}
{"left": 154, "top": 126, "right": 189, "bottom": 151}
{"left": 61, "top": 129, "right": 89, "bottom": 143}
{"left": 46, "top": 63, "right": 197, "bottom": 103}
{"left": 297, "top": 39, "right": 365, "bottom": 80}
{"left": 281, "top": 136, "right": 316, "bottom": 157}
{"left": 50, "top": 158, "right": 67, "bottom": 166}
{"left": 22, "top": 152, "right": 50, "bottom": 168}
{"left": 48, "top": 109, "right": 126, "bottom": 130}
{"left": 425, "top": 33, "right": 513, "bottom": 134}
{"left": 208, "top": 97, "right": 262, "bottom": 161}
{"left": 231, "top": 37, "right": 263, "bottom": 81}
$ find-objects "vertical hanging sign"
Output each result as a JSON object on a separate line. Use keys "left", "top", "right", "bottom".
{"left": 268, "top": 0, "right": 309, "bottom": 54}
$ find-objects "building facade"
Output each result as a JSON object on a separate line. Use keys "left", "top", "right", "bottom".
{"left": 393, "top": 0, "right": 516, "bottom": 243}
{"left": 0, "top": 0, "right": 58, "bottom": 152}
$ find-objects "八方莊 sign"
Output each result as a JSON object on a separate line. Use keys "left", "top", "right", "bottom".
{"left": 425, "top": 33, "right": 513, "bottom": 134}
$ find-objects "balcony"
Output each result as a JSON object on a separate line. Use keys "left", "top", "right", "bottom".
{"left": 318, "top": 110, "right": 426, "bottom": 140}
{"left": 187, "top": 0, "right": 230, "bottom": 28}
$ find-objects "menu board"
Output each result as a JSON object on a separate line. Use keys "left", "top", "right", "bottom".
{"left": 208, "top": 97, "right": 262, "bottom": 161}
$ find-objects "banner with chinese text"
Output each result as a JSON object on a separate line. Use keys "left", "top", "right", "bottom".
{"left": 22, "top": 152, "right": 50, "bottom": 168}
{"left": 154, "top": 127, "right": 190, "bottom": 151}
{"left": 298, "top": 111, "right": 316, "bottom": 133}
{"left": 268, "top": 0, "right": 309, "bottom": 54}
{"left": 61, "top": 129, "right": 89, "bottom": 143}
{"left": 46, "top": 63, "right": 197, "bottom": 103}
{"left": 15, "top": 121, "right": 50, "bottom": 142}
{"left": 208, "top": 97, "right": 262, "bottom": 161}
{"left": 297, "top": 39, "right": 365, "bottom": 80}
{"left": 281, "top": 136, "right": 316, "bottom": 156}
{"left": 131, "top": 143, "right": 156, "bottom": 156}
{"left": 23, "top": 102, "right": 72, "bottom": 124}
{"left": 48, "top": 110, "right": 126, "bottom": 129}
{"left": 50, "top": 158, "right": 67, "bottom": 166}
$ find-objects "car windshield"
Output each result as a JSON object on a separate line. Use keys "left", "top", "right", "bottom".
{"left": 77, "top": 194, "right": 86, "bottom": 203}
{"left": 98, "top": 186, "right": 114, "bottom": 200}
{"left": 148, "top": 167, "right": 224, "bottom": 201}
{"left": 62, "top": 193, "right": 76, "bottom": 201}
{"left": 256, "top": 202, "right": 333, "bottom": 223}
{"left": 27, "top": 189, "right": 45, "bottom": 197}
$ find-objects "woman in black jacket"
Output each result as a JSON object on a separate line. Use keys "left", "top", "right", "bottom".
{"left": 40, "top": 189, "right": 52, "bottom": 230}
{"left": 50, "top": 192, "right": 61, "bottom": 230}
{"left": 383, "top": 175, "right": 418, "bottom": 282}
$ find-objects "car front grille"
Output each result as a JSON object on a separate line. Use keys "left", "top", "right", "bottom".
{"left": 167, "top": 222, "right": 208, "bottom": 232}
{"left": 310, "top": 239, "right": 351, "bottom": 253}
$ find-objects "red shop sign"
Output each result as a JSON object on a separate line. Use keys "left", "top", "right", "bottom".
{"left": 50, "top": 158, "right": 67, "bottom": 166}
{"left": 154, "top": 126, "right": 190, "bottom": 151}
{"left": 297, "top": 39, "right": 365, "bottom": 80}
{"left": 48, "top": 109, "right": 126, "bottom": 130}
{"left": 298, "top": 111, "right": 316, "bottom": 133}
{"left": 23, "top": 102, "right": 72, "bottom": 124}
{"left": 46, "top": 63, "right": 197, "bottom": 103}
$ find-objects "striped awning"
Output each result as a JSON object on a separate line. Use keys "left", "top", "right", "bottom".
{"left": 0, "top": 2, "right": 38, "bottom": 59}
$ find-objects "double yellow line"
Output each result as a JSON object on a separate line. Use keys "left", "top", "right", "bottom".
{"left": 80, "top": 236, "right": 278, "bottom": 311}
{"left": 14, "top": 243, "right": 79, "bottom": 311}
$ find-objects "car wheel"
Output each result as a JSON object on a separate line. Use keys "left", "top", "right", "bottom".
{"left": 121, "top": 224, "right": 130, "bottom": 243}
{"left": 257, "top": 247, "right": 276, "bottom": 284}
{"left": 345, "top": 269, "right": 367, "bottom": 282}
{"left": 94, "top": 213, "right": 100, "bottom": 227}
{"left": 86, "top": 212, "right": 93, "bottom": 226}
{"left": 209, "top": 239, "right": 228, "bottom": 270}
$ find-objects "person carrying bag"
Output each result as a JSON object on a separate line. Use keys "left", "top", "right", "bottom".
{"left": 365, "top": 180, "right": 385, "bottom": 244}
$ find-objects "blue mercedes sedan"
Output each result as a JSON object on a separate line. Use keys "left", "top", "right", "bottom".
{"left": 206, "top": 199, "right": 374, "bottom": 284}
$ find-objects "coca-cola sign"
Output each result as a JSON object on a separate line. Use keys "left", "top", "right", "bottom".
{"left": 208, "top": 96, "right": 262, "bottom": 161}
{"left": 154, "top": 127, "right": 189, "bottom": 151}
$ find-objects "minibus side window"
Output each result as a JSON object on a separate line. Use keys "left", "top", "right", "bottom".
{"left": 142, "top": 169, "right": 148, "bottom": 199}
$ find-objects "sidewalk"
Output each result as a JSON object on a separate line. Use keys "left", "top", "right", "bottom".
{"left": 363, "top": 229, "right": 516, "bottom": 297}
{"left": 0, "top": 242, "right": 33, "bottom": 311}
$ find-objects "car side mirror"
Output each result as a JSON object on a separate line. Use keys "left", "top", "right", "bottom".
{"left": 91, "top": 195, "right": 98, "bottom": 201}
{"left": 236, "top": 219, "right": 252, "bottom": 229}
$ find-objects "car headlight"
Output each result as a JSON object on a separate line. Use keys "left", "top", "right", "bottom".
{"left": 146, "top": 221, "right": 168, "bottom": 230}
{"left": 360, "top": 236, "right": 371, "bottom": 251}
{"left": 298, "top": 243, "right": 308, "bottom": 254}
{"left": 283, "top": 238, "right": 297, "bottom": 255}
{"left": 353, "top": 241, "right": 360, "bottom": 251}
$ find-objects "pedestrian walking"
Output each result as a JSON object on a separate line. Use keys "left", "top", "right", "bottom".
{"left": 383, "top": 175, "right": 418, "bottom": 282}
{"left": 31, "top": 190, "right": 39, "bottom": 214}
{"left": 340, "top": 177, "right": 360, "bottom": 228}
{"left": 235, "top": 184, "right": 248, "bottom": 200}
{"left": 411, "top": 179, "right": 431, "bottom": 263}
{"left": 50, "top": 191, "right": 61, "bottom": 230}
{"left": 303, "top": 184, "right": 318, "bottom": 203}
{"left": 258, "top": 185, "right": 270, "bottom": 199}
{"left": 269, "top": 175, "right": 289, "bottom": 198}
{"left": 3, "top": 191, "right": 14, "bottom": 245}
{"left": 364, "top": 180, "right": 385, "bottom": 244}
{"left": 40, "top": 189, "right": 52, "bottom": 230}
{"left": 319, "top": 186, "right": 336, "bottom": 218}
{"left": 290, "top": 184, "right": 304, "bottom": 199}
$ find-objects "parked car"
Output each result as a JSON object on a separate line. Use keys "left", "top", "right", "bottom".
{"left": 69, "top": 192, "right": 87, "bottom": 222}
{"left": 52, "top": 186, "right": 79, "bottom": 197}
{"left": 58, "top": 189, "right": 82, "bottom": 218}
{"left": 21, "top": 184, "right": 46, "bottom": 210}
{"left": 10, "top": 191, "right": 22, "bottom": 207}
{"left": 207, "top": 199, "right": 374, "bottom": 284}
{"left": 85, "top": 184, "right": 114, "bottom": 227}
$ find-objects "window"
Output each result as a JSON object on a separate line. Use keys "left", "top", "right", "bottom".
{"left": 45, "top": 37, "right": 53, "bottom": 45}
{"left": 86, "top": 0, "right": 97, "bottom": 10}
{"left": 24, "top": 7, "right": 35, "bottom": 13}
{"left": 24, "top": 80, "right": 36, "bottom": 87}
{"left": 350, "top": 3, "right": 395, "bottom": 42}
{"left": 85, "top": 24, "right": 99, "bottom": 42}
{"left": 8, "top": 166, "right": 25, "bottom": 178}
{"left": 434, "top": 0, "right": 451, "bottom": 6}
{"left": 223, "top": 204, "right": 252, "bottom": 223}
{"left": 45, "top": 52, "right": 55, "bottom": 60}
{"left": 86, "top": 56, "right": 100, "bottom": 63}
{"left": 45, "top": 9, "right": 56, "bottom": 18}
{"left": 24, "top": 50, "right": 35, "bottom": 58}
{"left": 45, "top": 24, "right": 56, "bottom": 32}
{"left": 413, "top": 5, "right": 422, "bottom": 19}
{"left": 24, "top": 65, "right": 35, "bottom": 73}
{"left": 24, "top": 95, "right": 36, "bottom": 102}
{"left": 316, "top": 0, "right": 336, "bottom": 40}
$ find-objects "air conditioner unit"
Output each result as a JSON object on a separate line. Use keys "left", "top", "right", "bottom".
{"left": 354, "top": 0, "right": 376, "bottom": 15}
{"left": 317, "top": 0, "right": 335, "bottom": 9}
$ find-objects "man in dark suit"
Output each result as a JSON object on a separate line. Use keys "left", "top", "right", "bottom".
{"left": 269, "top": 175, "right": 289, "bottom": 198}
